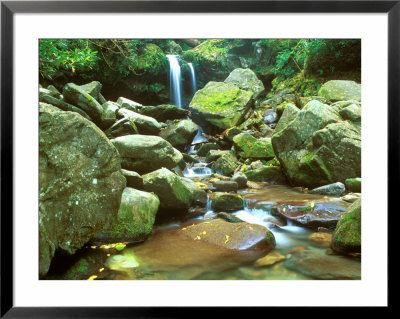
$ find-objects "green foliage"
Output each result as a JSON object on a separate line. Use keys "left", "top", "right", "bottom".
{"left": 259, "top": 39, "right": 360, "bottom": 79}
{"left": 39, "top": 39, "right": 100, "bottom": 80}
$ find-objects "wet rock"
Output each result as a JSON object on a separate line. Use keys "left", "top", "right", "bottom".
{"left": 284, "top": 250, "right": 360, "bottom": 279}
{"left": 180, "top": 177, "right": 208, "bottom": 207}
{"left": 345, "top": 177, "right": 361, "bottom": 192}
{"left": 308, "top": 232, "right": 332, "bottom": 248}
{"left": 117, "top": 108, "right": 161, "bottom": 135}
{"left": 331, "top": 199, "right": 361, "bottom": 254}
{"left": 121, "top": 169, "right": 143, "bottom": 189}
{"left": 245, "top": 166, "right": 287, "bottom": 184}
{"left": 142, "top": 168, "right": 192, "bottom": 213}
{"left": 117, "top": 96, "right": 142, "bottom": 111}
{"left": 224, "top": 68, "right": 264, "bottom": 99}
{"left": 309, "top": 182, "right": 345, "bottom": 196}
{"left": 212, "top": 180, "right": 239, "bottom": 192}
{"left": 255, "top": 251, "right": 285, "bottom": 267}
{"left": 318, "top": 80, "right": 361, "bottom": 102}
{"left": 272, "top": 100, "right": 361, "bottom": 188}
{"left": 159, "top": 119, "right": 198, "bottom": 151}
{"left": 62, "top": 83, "right": 104, "bottom": 123}
{"left": 39, "top": 111, "right": 126, "bottom": 277}
{"left": 182, "top": 153, "right": 200, "bottom": 164}
{"left": 98, "top": 188, "right": 160, "bottom": 242}
{"left": 232, "top": 172, "right": 248, "bottom": 189}
{"left": 233, "top": 133, "right": 275, "bottom": 159}
{"left": 105, "top": 118, "right": 138, "bottom": 138}
{"left": 197, "top": 142, "right": 219, "bottom": 157}
{"left": 111, "top": 135, "right": 183, "bottom": 174}
{"left": 189, "top": 81, "right": 253, "bottom": 134}
{"left": 213, "top": 151, "right": 238, "bottom": 176}
{"left": 100, "top": 101, "right": 119, "bottom": 129}
{"left": 137, "top": 104, "right": 188, "bottom": 122}
{"left": 211, "top": 192, "right": 244, "bottom": 212}
{"left": 275, "top": 200, "right": 349, "bottom": 229}
{"left": 216, "top": 212, "right": 243, "bottom": 223}
{"left": 182, "top": 219, "right": 275, "bottom": 251}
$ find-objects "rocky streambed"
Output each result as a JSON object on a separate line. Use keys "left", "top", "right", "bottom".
{"left": 39, "top": 68, "right": 362, "bottom": 281}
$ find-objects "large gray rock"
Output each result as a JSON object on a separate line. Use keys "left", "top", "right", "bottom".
{"left": 117, "top": 108, "right": 161, "bottom": 135}
{"left": 111, "top": 135, "right": 183, "bottom": 174}
{"left": 39, "top": 111, "right": 126, "bottom": 277}
{"left": 188, "top": 81, "right": 253, "bottom": 134}
{"left": 80, "top": 81, "right": 103, "bottom": 101}
{"left": 224, "top": 68, "right": 264, "bottom": 99}
{"left": 272, "top": 100, "right": 361, "bottom": 188}
{"left": 245, "top": 166, "right": 287, "bottom": 184}
{"left": 318, "top": 80, "right": 361, "bottom": 102}
{"left": 117, "top": 97, "right": 143, "bottom": 111}
{"left": 213, "top": 151, "right": 238, "bottom": 176}
{"left": 98, "top": 188, "right": 160, "bottom": 242}
{"left": 159, "top": 119, "right": 198, "bottom": 151}
{"left": 142, "top": 168, "right": 193, "bottom": 213}
{"left": 211, "top": 192, "right": 244, "bottom": 212}
{"left": 62, "top": 83, "right": 104, "bottom": 123}
{"left": 39, "top": 94, "right": 91, "bottom": 120}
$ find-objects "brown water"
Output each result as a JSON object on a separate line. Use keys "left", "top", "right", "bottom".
{"left": 93, "top": 185, "right": 359, "bottom": 280}
{"left": 47, "top": 184, "right": 360, "bottom": 280}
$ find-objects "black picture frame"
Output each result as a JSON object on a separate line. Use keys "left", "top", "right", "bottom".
{"left": 1, "top": 0, "right": 395, "bottom": 317}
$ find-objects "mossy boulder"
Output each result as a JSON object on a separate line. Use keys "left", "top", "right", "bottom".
{"left": 116, "top": 97, "right": 142, "bottom": 112}
{"left": 212, "top": 151, "right": 238, "bottom": 176}
{"left": 117, "top": 108, "right": 161, "bottom": 135}
{"left": 62, "top": 83, "right": 104, "bottom": 123}
{"left": 345, "top": 177, "right": 361, "bottom": 192}
{"left": 197, "top": 143, "right": 219, "bottom": 157}
{"left": 331, "top": 199, "right": 361, "bottom": 254}
{"left": 272, "top": 100, "right": 361, "bottom": 188}
{"left": 233, "top": 133, "right": 275, "bottom": 159}
{"left": 211, "top": 192, "right": 244, "bottom": 212}
{"left": 39, "top": 94, "right": 91, "bottom": 120}
{"left": 180, "top": 177, "right": 208, "bottom": 207}
{"left": 232, "top": 172, "right": 248, "bottom": 189}
{"left": 137, "top": 104, "right": 188, "bottom": 122}
{"left": 111, "top": 135, "right": 183, "bottom": 174}
{"left": 159, "top": 119, "right": 198, "bottom": 151}
{"left": 39, "top": 111, "right": 126, "bottom": 277}
{"left": 80, "top": 81, "right": 103, "bottom": 101}
{"left": 224, "top": 68, "right": 264, "bottom": 99}
{"left": 142, "top": 168, "right": 193, "bottom": 213}
{"left": 188, "top": 81, "right": 253, "bottom": 134}
{"left": 339, "top": 103, "right": 361, "bottom": 122}
{"left": 245, "top": 166, "right": 287, "bottom": 184}
{"left": 318, "top": 80, "right": 361, "bottom": 102}
{"left": 99, "top": 188, "right": 160, "bottom": 242}
{"left": 274, "top": 103, "right": 300, "bottom": 134}
{"left": 309, "top": 182, "right": 346, "bottom": 196}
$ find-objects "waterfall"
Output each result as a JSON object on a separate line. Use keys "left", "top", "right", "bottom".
{"left": 166, "top": 55, "right": 183, "bottom": 108}
{"left": 188, "top": 63, "right": 197, "bottom": 95}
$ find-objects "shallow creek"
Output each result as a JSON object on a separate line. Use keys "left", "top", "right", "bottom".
{"left": 62, "top": 184, "right": 360, "bottom": 281}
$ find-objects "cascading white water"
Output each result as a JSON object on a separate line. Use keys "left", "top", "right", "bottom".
{"left": 188, "top": 63, "right": 197, "bottom": 95}
{"left": 166, "top": 55, "right": 183, "bottom": 108}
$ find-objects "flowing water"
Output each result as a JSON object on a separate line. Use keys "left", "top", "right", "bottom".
{"left": 188, "top": 62, "right": 197, "bottom": 95}
{"left": 81, "top": 185, "right": 359, "bottom": 281}
{"left": 166, "top": 55, "right": 183, "bottom": 108}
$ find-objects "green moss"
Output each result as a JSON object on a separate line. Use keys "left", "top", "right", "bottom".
{"left": 63, "top": 258, "right": 89, "bottom": 279}
{"left": 192, "top": 86, "right": 247, "bottom": 113}
{"left": 272, "top": 72, "right": 321, "bottom": 97}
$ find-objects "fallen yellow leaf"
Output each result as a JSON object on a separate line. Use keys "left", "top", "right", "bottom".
{"left": 224, "top": 235, "right": 230, "bottom": 244}
{"left": 99, "top": 268, "right": 104, "bottom": 272}
{"left": 87, "top": 275, "right": 97, "bottom": 280}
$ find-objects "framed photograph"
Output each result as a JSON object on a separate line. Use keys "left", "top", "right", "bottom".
{"left": 1, "top": 0, "right": 395, "bottom": 316}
